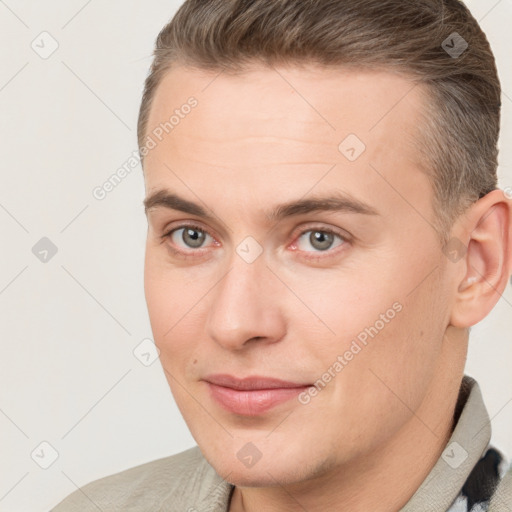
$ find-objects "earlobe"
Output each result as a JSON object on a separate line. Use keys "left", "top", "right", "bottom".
{"left": 449, "top": 190, "right": 512, "bottom": 328}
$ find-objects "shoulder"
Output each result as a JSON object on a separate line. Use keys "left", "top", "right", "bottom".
{"left": 50, "top": 445, "right": 226, "bottom": 511}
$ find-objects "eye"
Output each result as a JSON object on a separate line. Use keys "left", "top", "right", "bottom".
{"left": 160, "top": 223, "right": 349, "bottom": 260}
{"left": 295, "top": 228, "right": 346, "bottom": 253}
{"left": 164, "top": 225, "right": 215, "bottom": 250}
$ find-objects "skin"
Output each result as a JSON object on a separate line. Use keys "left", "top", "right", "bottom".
{"left": 142, "top": 64, "right": 512, "bottom": 512}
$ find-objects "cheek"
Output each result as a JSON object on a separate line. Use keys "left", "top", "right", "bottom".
{"left": 341, "top": 272, "right": 446, "bottom": 419}
{"left": 144, "top": 249, "right": 192, "bottom": 332}
{"left": 295, "top": 255, "right": 446, "bottom": 404}
{"left": 319, "top": 301, "right": 445, "bottom": 455}
{"left": 144, "top": 255, "right": 211, "bottom": 385}
{"left": 283, "top": 266, "right": 400, "bottom": 357}
{"left": 144, "top": 256, "right": 190, "bottom": 359}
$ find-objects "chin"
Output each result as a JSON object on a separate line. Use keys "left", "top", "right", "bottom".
{"left": 225, "top": 471, "right": 281, "bottom": 487}
{"left": 201, "top": 447, "right": 318, "bottom": 488}
{"left": 224, "top": 465, "right": 311, "bottom": 488}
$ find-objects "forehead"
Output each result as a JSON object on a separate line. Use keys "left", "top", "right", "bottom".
{"left": 143, "top": 63, "right": 432, "bottom": 226}
{"left": 144, "top": 63, "right": 427, "bottom": 166}
{"left": 147, "top": 64, "right": 425, "bottom": 138}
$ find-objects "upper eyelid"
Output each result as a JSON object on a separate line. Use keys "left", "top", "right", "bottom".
{"left": 163, "top": 222, "right": 215, "bottom": 239}
{"left": 296, "top": 226, "right": 346, "bottom": 237}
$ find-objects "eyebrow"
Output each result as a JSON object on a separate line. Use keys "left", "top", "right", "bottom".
{"left": 143, "top": 189, "right": 379, "bottom": 221}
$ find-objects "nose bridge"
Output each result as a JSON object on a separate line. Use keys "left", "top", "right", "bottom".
{"left": 205, "top": 250, "right": 283, "bottom": 350}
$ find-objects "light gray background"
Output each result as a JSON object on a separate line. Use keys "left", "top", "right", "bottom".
{"left": 0, "top": 1, "right": 511, "bottom": 510}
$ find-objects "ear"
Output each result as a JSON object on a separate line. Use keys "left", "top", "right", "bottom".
{"left": 449, "top": 189, "right": 512, "bottom": 328}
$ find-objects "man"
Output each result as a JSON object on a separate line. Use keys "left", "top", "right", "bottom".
{"left": 52, "top": 0, "right": 512, "bottom": 510}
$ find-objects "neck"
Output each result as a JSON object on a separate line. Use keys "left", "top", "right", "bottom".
{"left": 229, "top": 327, "right": 468, "bottom": 512}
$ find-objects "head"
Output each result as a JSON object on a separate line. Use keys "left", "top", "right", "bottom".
{"left": 139, "top": 0, "right": 512, "bottom": 488}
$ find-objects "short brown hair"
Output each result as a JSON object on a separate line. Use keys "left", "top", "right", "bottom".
{"left": 137, "top": 0, "right": 501, "bottom": 243}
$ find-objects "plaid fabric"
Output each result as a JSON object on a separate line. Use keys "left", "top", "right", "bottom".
{"left": 447, "top": 446, "right": 510, "bottom": 512}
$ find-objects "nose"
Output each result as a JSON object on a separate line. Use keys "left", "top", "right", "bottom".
{"left": 205, "top": 253, "right": 286, "bottom": 351}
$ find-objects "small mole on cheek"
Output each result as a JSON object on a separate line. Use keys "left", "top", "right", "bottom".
{"left": 193, "top": 359, "right": 197, "bottom": 365}
{"left": 419, "top": 331, "right": 424, "bottom": 337}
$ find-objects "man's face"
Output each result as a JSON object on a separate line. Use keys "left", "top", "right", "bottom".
{"left": 143, "top": 64, "right": 455, "bottom": 486}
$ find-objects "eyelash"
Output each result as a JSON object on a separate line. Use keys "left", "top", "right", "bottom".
{"left": 160, "top": 223, "right": 349, "bottom": 260}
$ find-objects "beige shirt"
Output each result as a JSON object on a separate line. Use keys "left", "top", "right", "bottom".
{"left": 51, "top": 375, "right": 511, "bottom": 511}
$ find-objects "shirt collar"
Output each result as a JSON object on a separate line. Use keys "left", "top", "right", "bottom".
{"left": 401, "top": 374, "right": 492, "bottom": 511}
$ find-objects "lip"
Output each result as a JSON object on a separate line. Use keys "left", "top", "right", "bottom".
{"left": 204, "top": 374, "right": 312, "bottom": 416}
{"left": 204, "top": 374, "right": 311, "bottom": 390}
